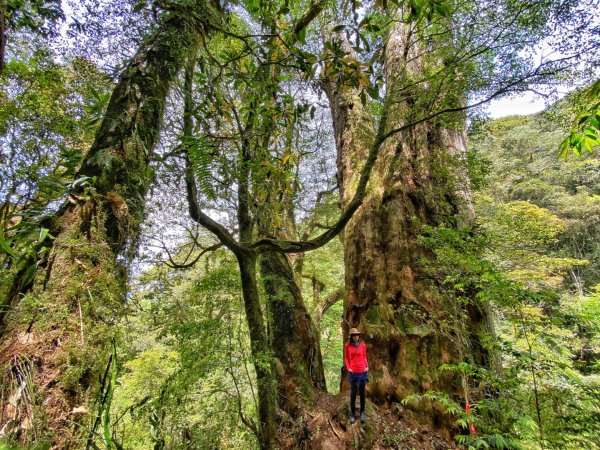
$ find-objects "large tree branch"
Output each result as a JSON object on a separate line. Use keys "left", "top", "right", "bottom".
{"left": 164, "top": 243, "right": 222, "bottom": 269}
{"left": 193, "top": 209, "right": 243, "bottom": 255}
{"left": 314, "top": 287, "right": 344, "bottom": 324}
{"left": 382, "top": 57, "right": 580, "bottom": 143}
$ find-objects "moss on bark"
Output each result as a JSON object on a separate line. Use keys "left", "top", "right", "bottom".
{"left": 0, "top": 204, "right": 124, "bottom": 447}
{"left": 259, "top": 250, "right": 326, "bottom": 413}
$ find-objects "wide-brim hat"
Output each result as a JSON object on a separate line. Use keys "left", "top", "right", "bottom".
{"left": 349, "top": 327, "right": 361, "bottom": 336}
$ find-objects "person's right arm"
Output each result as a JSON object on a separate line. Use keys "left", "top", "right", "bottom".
{"left": 344, "top": 344, "right": 352, "bottom": 372}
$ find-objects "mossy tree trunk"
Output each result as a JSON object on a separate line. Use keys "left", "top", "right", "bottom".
{"left": 236, "top": 250, "right": 278, "bottom": 450}
{"left": 259, "top": 250, "right": 326, "bottom": 411}
{"left": 241, "top": 7, "right": 327, "bottom": 423}
{"left": 0, "top": 3, "right": 219, "bottom": 446}
{"left": 253, "top": 45, "right": 327, "bottom": 410}
{"left": 326, "top": 19, "right": 491, "bottom": 432}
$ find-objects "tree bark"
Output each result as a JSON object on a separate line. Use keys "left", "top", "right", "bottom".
{"left": 0, "top": 3, "right": 219, "bottom": 446}
{"left": 79, "top": 6, "right": 217, "bottom": 250}
{"left": 259, "top": 250, "right": 326, "bottom": 412}
{"left": 243, "top": 6, "right": 327, "bottom": 420}
{"left": 320, "top": 18, "right": 378, "bottom": 395}
{"left": 237, "top": 250, "right": 277, "bottom": 450}
{"left": 0, "top": 0, "right": 6, "bottom": 76}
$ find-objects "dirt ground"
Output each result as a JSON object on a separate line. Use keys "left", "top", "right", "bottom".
{"left": 277, "top": 392, "right": 460, "bottom": 450}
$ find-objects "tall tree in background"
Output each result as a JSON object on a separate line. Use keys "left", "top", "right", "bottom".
{"left": 175, "top": 3, "right": 346, "bottom": 443}
{"left": 252, "top": 1, "right": 328, "bottom": 413}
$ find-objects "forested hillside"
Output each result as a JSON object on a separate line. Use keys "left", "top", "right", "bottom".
{"left": 467, "top": 109, "right": 600, "bottom": 448}
{"left": 0, "top": 0, "right": 598, "bottom": 449}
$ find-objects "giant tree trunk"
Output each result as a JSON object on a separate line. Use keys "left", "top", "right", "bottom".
{"left": 0, "top": 4, "right": 219, "bottom": 446}
{"left": 320, "top": 20, "right": 378, "bottom": 396}
{"left": 326, "top": 20, "right": 491, "bottom": 433}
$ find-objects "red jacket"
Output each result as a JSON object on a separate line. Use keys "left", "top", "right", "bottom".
{"left": 344, "top": 341, "right": 368, "bottom": 372}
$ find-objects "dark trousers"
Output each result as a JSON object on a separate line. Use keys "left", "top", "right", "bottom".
{"left": 350, "top": 382, "right": 366, "bottom": 414}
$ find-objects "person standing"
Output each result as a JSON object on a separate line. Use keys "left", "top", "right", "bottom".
{"left": 344, "top": 327, "right": 369, "bottom": 423}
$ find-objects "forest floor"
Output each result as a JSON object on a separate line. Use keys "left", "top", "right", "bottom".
{"left": 1, "top": 331, "right": 461, "bottom": 449}
{"left": 278, "top": 393, "right": 460, "bottom": 449}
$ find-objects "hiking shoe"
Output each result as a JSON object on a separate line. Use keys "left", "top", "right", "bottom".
{"left": 360, "top": 412, "right": 366, "bottom": 423}
{"left": 350, "top": 415, "right": 355, "bottom": 424}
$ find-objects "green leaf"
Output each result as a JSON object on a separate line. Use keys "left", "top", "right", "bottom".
{"left": 133, "top": 1, "right": 146, "bottom": 12}
{"left": 558, "top": 138, "right": 570, "bottom": 160}
{"left": 38, "top": 227, "right": 50, "bottom": 243}
{"left": 324, "top": 41, "right": 340, "bottom": 54}
{"left": 367, "top": 85, "right": 380, "bottom": 100}
{"left": 38, "top": 178, "right": 67, "bottom": 194}
{"left": 584, "top": 136, "right": 596, "bottom": 152}
{"left": 297, "top": 27, "right": 307, "bottom": 45}
{"left": 0, "top": 236, "right": 16, "bottom": 257}
{"left": 188, "top": 136, "right": 217, "bottom": 201}
{"left": 303, "top": 52, "right": 318, "bottom": 64}
{"left": 247, "top": 0, "right": 260, "bottom": 13}
{"left": 578, "top": 114, "right": 590, "bottom": 125}
{"left": 591, "top": 79, "right": 600, "bottom": 96}
{"left": 19, "top": 263, "right": 38, "bottom": 290}
{"left": 434, "top": 1, "right": 451, "bottom": 17}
